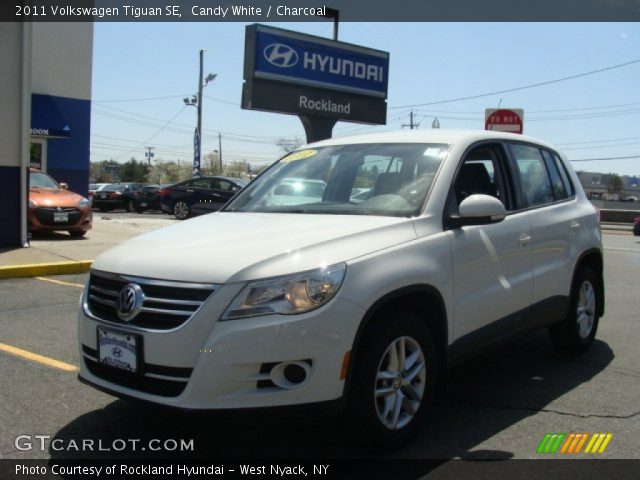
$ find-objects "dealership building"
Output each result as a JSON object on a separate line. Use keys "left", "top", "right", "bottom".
{"left": 0, "top": 23, "right": 93, "bottom": 246}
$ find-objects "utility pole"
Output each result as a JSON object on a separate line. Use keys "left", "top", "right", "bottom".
{"left": 402, "top": 110, "right": 420, "bottom": 130}
{"left": 218, "top": 133, "right": 223, "bottom": 172}
{"left": 144, "top": 146, "right": 155, "bottom": 165}
{"left": 197, "top": 49, "right": 203, "bottom": 170}
{"left": 184, "top": 50, "right": 217, "bottom": 178}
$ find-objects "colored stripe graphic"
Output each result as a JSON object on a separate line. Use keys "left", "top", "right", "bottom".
{"left": 537, "top": 433, "right": 566, "bottom": 453}
{"left": 540, "top": 433, "right": 613, "bottom": 454}
{"left": 585, "top": 433, "right": 613, "bottom": 453}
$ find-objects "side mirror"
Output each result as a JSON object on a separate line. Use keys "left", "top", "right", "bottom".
{"left": 448, "top": 194, "right": 506, "bottom": 228}
{"left": 59, "top": 183, "right": 69, "bottom": 190}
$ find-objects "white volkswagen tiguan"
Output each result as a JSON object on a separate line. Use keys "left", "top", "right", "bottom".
{"left": 78, "top": 130, "right": 604, "bottom": 444}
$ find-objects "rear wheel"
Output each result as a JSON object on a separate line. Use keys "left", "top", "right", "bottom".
{"left": 173, "top": 201, "right": 190, "bottom": 220}
{"left": 346, "top": 312, "right": 436, "bottom": 447}
{"left": 549, "top": 266, "right": 600, "bottom": 353}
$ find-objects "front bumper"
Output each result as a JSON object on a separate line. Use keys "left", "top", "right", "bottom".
{"left": 78, "top": 282, "right": 364, "bottom": 410}
{"left": 28, "top": 207, "right": 92, "bottom": 232}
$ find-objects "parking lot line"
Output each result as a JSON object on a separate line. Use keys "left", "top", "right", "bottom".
{"left": 35, "top": 276, "right": 84, "bottom": 288}
{"left": 0, "top": 342, "right": 78, "bottom": 372}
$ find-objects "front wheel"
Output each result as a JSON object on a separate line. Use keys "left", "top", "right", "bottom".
{"left": 68, "top": 230, "right": 86, "bottom": 238}
{"left": 549, "top": 266, "right": 600, "bottom": 354}
{"left": 346, "top": 312, "right": 436, "bottom": 447}
{"left": 173, "top": 200, "right": 190, "bottom": 220}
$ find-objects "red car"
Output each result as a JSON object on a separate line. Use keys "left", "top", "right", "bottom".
{"left": 28, "top": 169, "right": 92, "bottom": 238}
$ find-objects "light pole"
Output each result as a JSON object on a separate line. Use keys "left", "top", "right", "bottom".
{"left": 184, "top": 49, "right": 216, "bottom": 178}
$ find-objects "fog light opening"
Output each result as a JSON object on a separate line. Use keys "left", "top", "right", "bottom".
{"left": 269, "top": 361, "right": 311, "bottom": 389}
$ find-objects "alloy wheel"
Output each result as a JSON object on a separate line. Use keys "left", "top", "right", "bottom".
{"left": 374, "top": 336, "right": 426, "bottom": 430}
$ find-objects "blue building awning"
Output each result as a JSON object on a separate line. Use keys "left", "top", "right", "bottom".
{"left": 30, "top": 94, "right": 71, "bottom": 138}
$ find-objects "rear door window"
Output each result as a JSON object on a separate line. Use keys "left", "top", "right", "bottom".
{"left": 509, "top": 144, "right": 554, "bottom": 207}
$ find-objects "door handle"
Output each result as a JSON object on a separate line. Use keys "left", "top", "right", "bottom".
{"left": 186, "top": 189, "right": 194, "bottom": 193}
{"left": 518, "top": 233, "right": 531, "bottom": 246}
{"left": 570, "top": 221, "right": 581, "bottom": 232}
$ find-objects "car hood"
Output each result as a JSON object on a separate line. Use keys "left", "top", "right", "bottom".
{"left": 92, "top": 212, "right": 418, "bottom": 284}
{"left": 30, "top": 188, "right": 84, "bottom": 207}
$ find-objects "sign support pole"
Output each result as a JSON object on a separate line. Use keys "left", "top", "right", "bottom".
{"left": 299, "top": 116, "right": 338, "bottom": 143}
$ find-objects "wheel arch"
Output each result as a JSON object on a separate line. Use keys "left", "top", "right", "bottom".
{"left": 343, "top": 285, "right": 449, "bottom": 400}
{"left": 573, "top": 248, "right": 605, "bottom": 317}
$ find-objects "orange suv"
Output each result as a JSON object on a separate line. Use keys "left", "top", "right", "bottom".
{"left": 28, "top": 169, "right": 92, "bottom": 238}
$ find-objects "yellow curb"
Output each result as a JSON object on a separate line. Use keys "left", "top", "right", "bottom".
{"left": 0, "top": 260, "right": 93, "bottom": 279}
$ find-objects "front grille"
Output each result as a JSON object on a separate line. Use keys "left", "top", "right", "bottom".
{"left": 34, "top": 207, "right": 81, "bottom": 226}
{"left": 87, "top": 271, "right": 217, "bottom": 330}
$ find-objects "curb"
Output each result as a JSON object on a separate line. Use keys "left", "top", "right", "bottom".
{"left": 0, "top": 260, "right": 93, "bottom": 279}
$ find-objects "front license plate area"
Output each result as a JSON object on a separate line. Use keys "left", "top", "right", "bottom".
{"left": 53, "top": 212, "right": 69, "bottom": 223}
{"left": 97, "top": 328, "right": 140, "bottom": 373}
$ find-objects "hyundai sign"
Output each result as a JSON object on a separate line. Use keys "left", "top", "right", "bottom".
{"left": 243, "top": 24, "right": 389, "bottom": 125}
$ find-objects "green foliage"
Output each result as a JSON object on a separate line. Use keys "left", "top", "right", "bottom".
{"left": 119, "top": 158, "right": 150, "bottom": 182}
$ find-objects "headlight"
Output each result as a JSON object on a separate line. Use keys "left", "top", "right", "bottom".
{"left": 78, "top": 198, "right": 90, "bottom": 208}
{"left": 222, "top": 263, "right": 346, "bottom": 320}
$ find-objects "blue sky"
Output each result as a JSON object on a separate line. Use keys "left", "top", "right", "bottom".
{"left": 91, "top": 22, "right": 640, "bottom": 176}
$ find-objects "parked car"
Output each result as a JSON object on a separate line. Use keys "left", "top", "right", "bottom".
{"left": 133, "top": 184, "right": 166, "bottom": 213}
{"left": 79, "top": 130, "right": 604, "bottom": 445}
{"left": 633, "top": 215, "right": 640, "bottom": 236}
{"left": 88, "top": 183, "right": 110, "bottom": 205}
{"left": 92, "top": 183, "right": 144, "bottom": 212}
{"left": 29, "top": 169, "right": 92, "bottom": 238}
{"left": 160, "top": 176, "right": 247, "bottom": 220}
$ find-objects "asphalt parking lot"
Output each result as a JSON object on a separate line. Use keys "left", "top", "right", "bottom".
{"left": 0, "top": 221, "right": 639, "bottom": 464}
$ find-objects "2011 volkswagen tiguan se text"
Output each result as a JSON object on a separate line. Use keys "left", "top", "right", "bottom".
{"left": 78, "top": 130, "right": 604, "bottom": 444}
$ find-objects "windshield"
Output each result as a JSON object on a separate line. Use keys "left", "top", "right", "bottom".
{"left": 30, "top": 172, "right": 59, "bottom": 189}
{"left": 225, "top": 143, "right": 449, "bottom": 217}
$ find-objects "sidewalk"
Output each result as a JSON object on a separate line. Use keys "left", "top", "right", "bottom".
{"left": 0, "top": 215, "right": 177, "bottom": 278}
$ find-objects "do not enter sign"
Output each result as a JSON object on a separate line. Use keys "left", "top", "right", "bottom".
{"left": 485, "top": 108, "right": 524, "bottom": 134}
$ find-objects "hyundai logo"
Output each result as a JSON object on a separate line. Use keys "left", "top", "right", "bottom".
{"left": 112, "top": 347, "right": 123, "bottom": 358}
{"left": 263, "top": 43, "right": 298, "bottom": 68}
{"left": 116, "top": 283, "right": 144, "bottom": 322}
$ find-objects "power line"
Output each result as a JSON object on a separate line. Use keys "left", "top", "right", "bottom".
{"left": 390, "top": 58, "right": 640, "bottom": 109}
{"left": 569, "top": 155, "right": 640, "bottom": 162}
{"left": 94, "top": 94, "right": 189, "bottom": 103}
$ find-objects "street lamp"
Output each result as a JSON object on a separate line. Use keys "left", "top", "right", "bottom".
{"left": 184, "top": 49, "right": 216, "bottom": 178}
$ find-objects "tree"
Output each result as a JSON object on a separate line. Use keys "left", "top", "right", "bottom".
{"left": 90, "top": 160, "right": 120, "bottom": 182}
{"left": 224, "top": 160, "right": 249, "bottom": 178}
{"left": 202, "top": 151, "right": 222, "bottom": 176}
{"left": 607, "top": 174, "right": 623, "bottom": 194}
{"left": 119, "top": 158, "right": 149, "bottom": 183}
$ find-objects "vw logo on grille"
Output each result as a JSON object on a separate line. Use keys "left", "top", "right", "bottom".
{"left": 116, "top": 283, "right": 144, "bottom": 321}
{"left": 263, "top": 43, "right": 299, "bottom": 68}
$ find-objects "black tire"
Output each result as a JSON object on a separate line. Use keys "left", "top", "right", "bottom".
{"left": 135, "top": 208, "right": 144, "bottom": 214}
{"left": 549, "top": 266, "right": 600, "bottom": 354}
{"left": 99, "top": 207, "right": 109, "bottom": 212}
{"left": 68, "top": 230, "right": 86, "bottom": 238}
{"left": 346, "top": 311, "right": 437, "bottom": 447}
{"left": 173, "top": 200, "right": 190, "bottom": 220}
